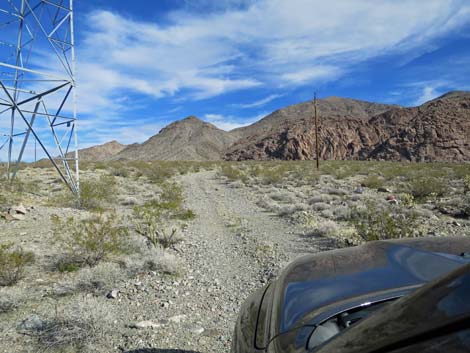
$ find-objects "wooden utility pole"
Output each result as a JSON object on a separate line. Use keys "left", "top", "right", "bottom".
{"left": 314, "top": 93, "right": 320, "bottom": 169}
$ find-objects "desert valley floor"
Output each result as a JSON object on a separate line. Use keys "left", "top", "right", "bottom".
{"left": 1, "top": 161, "right": 469, "bottom": 352}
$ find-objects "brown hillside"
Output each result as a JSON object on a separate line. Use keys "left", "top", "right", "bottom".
{"left": 225, "top": 92, "right": 470, "bottom": 162}
{"left": 67, "top": 140, "right": 126, "bottom": 161}
{"left": 114, "top": 116, "right": 238, "bottom": 161}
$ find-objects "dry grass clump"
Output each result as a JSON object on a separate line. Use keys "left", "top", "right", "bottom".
{"left": 118, "top": 248, "right": 182, "bottom": 276}
{"left": 269, "top": 191, "right": 296, "bottom": 203}
{"left": 0, "top": 293, "right": 18, "bottom": 314}
{"left": 19, "top": 298, "right": 113, "bottom": 352}
{"left": 310, "top": 220, "right": 340, "bottom": 237}
{"left": 0, "top": 176, "right": 37, "bottom": 207}
{"left": 0, "top": 243, "right": 35, "bottom": 286}
{"left": 277, "top": 204, "right": 303, "bottom": 217}
{"left": 72, "top": 262, "right": 123, "bottom": 294}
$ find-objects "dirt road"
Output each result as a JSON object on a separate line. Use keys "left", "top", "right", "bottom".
{"left": 155, "top": 171, "right": 328, "bottom": 352}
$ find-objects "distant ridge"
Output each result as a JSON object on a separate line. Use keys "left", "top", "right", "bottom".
{"left": 114, "top": 116, "right": 238, "bottom": 161}
{"left": 68, "top": 140, "right": 126, "bottom": 161}
{"left": 79, "top": 91, "right": 470, "bottom": 163}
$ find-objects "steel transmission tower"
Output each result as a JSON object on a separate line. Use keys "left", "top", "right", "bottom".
{"left": 0, "top": 0, "right": 79, "bottom": 193}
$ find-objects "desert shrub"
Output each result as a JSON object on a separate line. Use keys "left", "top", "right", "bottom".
{"left": 174, "top": 209, "right": 196, "bottom": 221}
{"left": 362, "top": 174, "right": 385, "bottom": 189}
{"left": 160, "top": 182, "right": 184, "bottom": 208}
{"left": 0, "top": 177, "right": 37, "bottom": 206}
{"left": 309, "top": 194, "right": 333, "bottom": 204}
{"left": 278, "top": 204, "right": 306, "bottom": 217}
{"left": 55, "top": 259, "right": 82, "bottom": 273}
{"left": 311, "top": 202, "right": 330, "bottom": 211}
{"left": 21, "top": 299, "right": 112, "bottom": 352}
{"left": 399, "top": 193, "right": 415, "bottom": 208}
{"left": 133, "top": 204, "right": 180, "bottom": 249}
{"left": 464, "top": 175, "right": 470, "bottom": 194}
{"left": 133, "top": 182, "right": 194, "bottom": 249}
{"left": 269, "top": 191, "right": 295, "bottom": 203}
{"left": 349, "top": 201, "right": 421, "bottom": 242}
{"left": 219, "top": 164, "right": 247, "bottom": 182}
{"left": 408, "top": 176, "right": 449, "bottom": 200}
{"left": 310, "top": 220, "right": 340, "bottom": 237}
{"left": 110, "top": 166, "right": 129, "bottom": 177}
{"left": 78, "top": 175, "right": 117, "bottom": 210}
{"left": 52, "top": 175, "right": 117, "bottom": 211}
{"left": 51, "top": 213, "right": 129, "bottom": 267}
{"left": 116, "top": 247, "right": 182, "bottom": 277}
{"left": 0, "top": 243, "right": 35, "bottom": 286}
{"left": 0, "top": 294, "right": 18, "bottom": 314}
{"left": 464, "top": 195, "right": 470, "bottom": 218}
{"left": 73, "top": 262, "right": 123, "bottom": 294}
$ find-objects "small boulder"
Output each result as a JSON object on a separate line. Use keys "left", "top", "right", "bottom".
{"left": 106, "top": 289, "right": 119, "bottom": 299}
{"left": 10, "top": 213, "right": 25, "bottom": 221}
{"left": 354, "top": 186, "right": 364, "bottom": 194}
{"left": 14, "top": 204, "right": 27, "bottom": 215}
{"left": 386, "top": 195, "right": 398, "bottom": 205}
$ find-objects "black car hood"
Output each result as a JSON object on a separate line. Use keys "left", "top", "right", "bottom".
{"left": 274, "top": 239, "right": 470, "bottom": 335}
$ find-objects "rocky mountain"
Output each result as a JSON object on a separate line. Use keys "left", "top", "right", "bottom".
{"left": 114, "top": 116, "right": 238, "bottom": 161}
{"left": 69, "top": 140, "right": 126, "bottom": 161}
{"left": 78, "top": 91, "right": 469, "bottom": 163}
{"left": 231, "top": 97, "right": 398, "bottom": 139}
{"left": 225, "top": 92, "right": 470, "bottom": 162}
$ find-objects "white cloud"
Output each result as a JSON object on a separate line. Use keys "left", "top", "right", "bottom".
{"left": 414, "top": 86, "right": 442, "bottom": 106}
{"left": 281, "top": 66, "right": 342, "bottom": 84}
{"left": 5, "top": 0, "right": 469, "bottom": 157}
{"left": 75, "top": 0, "right": 469, "bottom": 112}
{"left": 235, "top": 94, "right": 284, "bottom": 108}
{"left": 204, "top": 112, "right": 266, "bottom": 131}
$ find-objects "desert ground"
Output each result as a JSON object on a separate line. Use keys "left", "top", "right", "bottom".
{"left": 1, "top": 160, "right": 469, "bottom": 353}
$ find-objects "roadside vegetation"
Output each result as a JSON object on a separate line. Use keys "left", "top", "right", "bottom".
{"left": 1, "top": 159, "right": 469, "bottom": 351}
{"left": 217, "top": 160, "right": 470, "bottom": 245}
{"left": 1, "top": 160, "right": 198, "bottom": 352}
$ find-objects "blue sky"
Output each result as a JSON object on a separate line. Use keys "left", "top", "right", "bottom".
{"left": 3, "top": 0, "right": 470, "bottom": 152}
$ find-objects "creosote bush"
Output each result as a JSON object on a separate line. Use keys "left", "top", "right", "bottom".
{"left": 219, "top": 164, "right": 247, "bottom": 182}
{"left": 77, "top": 175, "right": 117, "bottom": 210}
{"left": 133, "top": 182, "right": 194, "bottom": 249}
{"left": 464, "top": 175, "right": 470, "bottom": 194}
{"left": 51, "top": 213, "right": 129, "bottom": 267}
{"left": 408, "top": 176, "right": 448, "bottom": 200}
{"left": 51, "top": 175, "right": 117, "bottom": 211}
{"left": 0, "top": 242, "right": 35, "bottom": 286}
{"left": 362, "top": 175, "right": 385, "bottom": 189}
{"left": 349, "top": 201, "right": 422, "bottom": 242}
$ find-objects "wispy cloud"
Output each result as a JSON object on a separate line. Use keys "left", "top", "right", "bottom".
{"left": 204, "top": 112, "right": 267, "bottom": 131}
{"left": 76, "top": 0, "right": 470, "bottom": 113}
{"left": 234, "top": 94, "right": 284, "bottom": 109}
{"left": 414, "top": 86, "right": 442, "bottom": 106}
